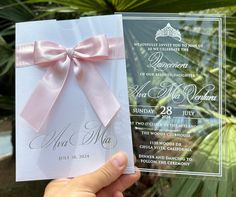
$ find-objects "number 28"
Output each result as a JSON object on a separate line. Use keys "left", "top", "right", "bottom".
{"left": 160, "top": 106, "right": 172, "bottom": 115}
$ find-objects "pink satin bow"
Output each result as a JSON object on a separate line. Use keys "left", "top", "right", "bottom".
{"left": 16, "top": 35, "right": 124, "bottom": 131}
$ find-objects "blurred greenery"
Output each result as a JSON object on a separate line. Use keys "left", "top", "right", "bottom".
{"left": 0, "top": 0, "right": 235, "bottom": 197}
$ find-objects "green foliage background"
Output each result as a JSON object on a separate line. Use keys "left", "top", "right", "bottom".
{"left": 0, "top": 0, "right": 235, "bottom": 196}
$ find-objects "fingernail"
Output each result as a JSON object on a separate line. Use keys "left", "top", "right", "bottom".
{"left": 111, "top": 152, "right": 127, "bottom": 168}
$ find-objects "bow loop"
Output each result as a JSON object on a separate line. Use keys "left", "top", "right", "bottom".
{"left": 34, "top": 41, "right": 67, "bottom": 65}
{"left": 73, "top": 35, "right": 109, "bottom": 61}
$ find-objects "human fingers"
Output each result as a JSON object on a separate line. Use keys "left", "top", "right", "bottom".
{"left": 70, "top": 151, "right": 128, "bottom": 193}
{"left": 97, "top": 168, "right": 140, "bottom": 197}
{"left": 44, "top": 178, "right": 71, "bottom": 196}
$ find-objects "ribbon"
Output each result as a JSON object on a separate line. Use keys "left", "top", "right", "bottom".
{"left": 16, "top": 35, "right": 125, "bottom": 131}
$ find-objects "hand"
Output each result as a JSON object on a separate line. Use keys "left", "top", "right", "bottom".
{"left": 44, "top": 152, "right": 140, "bottom": 197}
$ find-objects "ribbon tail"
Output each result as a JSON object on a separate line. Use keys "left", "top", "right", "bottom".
{"left": 75, "top": 62, "right": 120, "bottom": 127}
{"left": 20, "top": 59, "right": 70, "bottom": 131}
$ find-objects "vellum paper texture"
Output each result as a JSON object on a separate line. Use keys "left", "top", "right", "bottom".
{"left": 15, "top": 15, "right": 134, "bottom": 181}
{"left": 122, "top": 13, "right": 223, "bottom": 177}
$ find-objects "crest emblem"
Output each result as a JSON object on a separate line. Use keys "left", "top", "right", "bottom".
{"left": 155, "top": 23, "right": 181, "bottom": 41}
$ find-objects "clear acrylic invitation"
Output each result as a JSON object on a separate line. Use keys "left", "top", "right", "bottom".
{"left": 122, "top": 13, "right": 224, "bottom": 177}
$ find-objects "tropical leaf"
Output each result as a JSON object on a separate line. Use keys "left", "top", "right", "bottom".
{"left": 25, "top": 0, "right": 108, "bottom": 14}
{"left": 0, "top": 95, "right": 14, "bottom": 117}
{"left": 164, "top": 124, "right": 236, "bottom": 197}
{"left": 0, "top": 36, "right": 14, "bottom": 76}
{"left": 0, "top": 0, "right": 34, "bottom": 22}
{"left": 113, "top": 0, "right": 236, "bottom": 12}
{"left": 23, "top": 0, "right": 236, "bottom": 14}
{"left": 0, "top": 95, "right": 14, "bottom": 111}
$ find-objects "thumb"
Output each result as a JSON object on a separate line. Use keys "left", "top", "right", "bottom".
{"left": 71, "top": 152, "right": 128, "bottom": 193}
